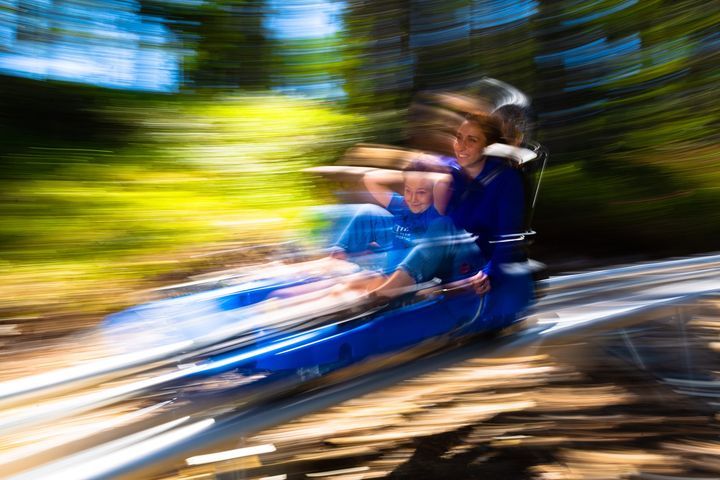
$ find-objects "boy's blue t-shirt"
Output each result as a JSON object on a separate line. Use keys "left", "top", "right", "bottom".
{"left": 385, "top": 193, "right": 443, "bottom": 270}
{"left": 386, "top": 193, "right": 443, "bottom": 249}
{"left": 386, "top": 193, "right": 484, "bottom": 282}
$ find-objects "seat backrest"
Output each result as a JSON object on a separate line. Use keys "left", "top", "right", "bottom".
{"left": 484, "top": 141, "right": 548, "bottom": 233}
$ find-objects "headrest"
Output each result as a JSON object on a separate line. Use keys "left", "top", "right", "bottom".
{"left": 483, "top": 143, "right": 537, "bottom": 165}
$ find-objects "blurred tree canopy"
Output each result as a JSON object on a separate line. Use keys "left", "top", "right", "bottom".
{"left": 163, "top": 0, "right": 720, "bottom": 257}
{"left": 0, "top": 0, "right": 719, "bottom": 328}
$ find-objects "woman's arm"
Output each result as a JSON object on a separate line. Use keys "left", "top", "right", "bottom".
{"left": 432, "top": 172, "right": 453, "bottom": 214}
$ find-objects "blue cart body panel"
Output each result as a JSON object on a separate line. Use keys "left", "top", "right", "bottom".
{"left": 103, "top": 269, "right": 527, "bottom": 375}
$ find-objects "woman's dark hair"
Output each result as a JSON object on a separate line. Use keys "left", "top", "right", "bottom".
{"left": 463, "top": 112, "right": 505, "bottom": 146}
{"left": 493, "top": 104, "right": 533, "bottom": 146}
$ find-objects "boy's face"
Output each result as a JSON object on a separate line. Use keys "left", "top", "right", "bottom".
{"left": 403, "top": 173, "right": 434, "bottom": 213}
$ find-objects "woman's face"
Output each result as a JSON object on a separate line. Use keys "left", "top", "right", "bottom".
{"left": 453, "top": 121, "right": 486, "bottom": 169}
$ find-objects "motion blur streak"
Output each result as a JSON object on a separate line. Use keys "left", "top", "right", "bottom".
{"left": 9, "top": 417, "right": 215, "bottom": 480}
{"left": 1, "top": 0, "right": 719, "bottom": 343}
{"left": 0, "top": 328, "right": 322, "bottom": 435}
{"left": 249, "top": 357, "right": 564, "bottom": 449}
{"left": 0, "top": 340, "right": 193, "bottom": 402}
{"left": 1, "top": 0, "right": 720, "bottom": 478}
{"left": 159, "top": 279, "right": 714, "bottom": 479}
{"left": 534, "top": 448, "right": 682, "bottom": 479}
{"left": 306, "top": 466, "right": 370, "bottom": 477}
{"left": 0, "top": 400, "right": 170, "bottom": 467}
{"left": 0, "top": 255, "right": 716, "bottom": 479}
{"left": 186, "top": 443, "right": 277, "bottom": 466}
{"left": 6, "top": 416, "right": 191, "bottom": 480}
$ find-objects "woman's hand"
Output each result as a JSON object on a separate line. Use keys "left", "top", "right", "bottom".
{"left": 469, "top": 271, "right": 491, "bottom": 295}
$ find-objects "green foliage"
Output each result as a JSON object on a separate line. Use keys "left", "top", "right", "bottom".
{"left": 2, "top": 0, "right": 720, "bottom": 328}
{"left": 0, "top": 91, "right": 369, "bottom": 319}
{"left": 522, "top": 0, "right": 720, "bottom": 258}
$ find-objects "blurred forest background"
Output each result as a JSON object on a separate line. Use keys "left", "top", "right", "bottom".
{"left": 1, "top": 0, "right": 719, "bottom": 334}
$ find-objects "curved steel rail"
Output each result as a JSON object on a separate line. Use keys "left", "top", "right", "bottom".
{"left": 2, "top": 253, "right": 720, "bottom": 479}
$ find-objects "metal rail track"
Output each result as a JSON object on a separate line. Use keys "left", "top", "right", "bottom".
{"left": 2, "top": 253, "right": 720, "bottom": 479}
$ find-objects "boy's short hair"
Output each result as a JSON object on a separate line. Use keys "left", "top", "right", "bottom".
{"left": 403, "top": 154, "right": 451, "bottom": 175}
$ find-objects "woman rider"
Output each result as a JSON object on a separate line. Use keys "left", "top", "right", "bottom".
{"left": 445, "top": 113, "right": 532, "bottom": 326}
{"left": 372, "top": 112, "right": 532, "bottom": 329}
